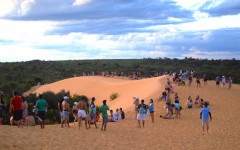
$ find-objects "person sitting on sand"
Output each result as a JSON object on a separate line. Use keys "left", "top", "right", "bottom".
{"left": 200, "top": 99, "right": 204, "bottom": 108}
{"left": 116, "top": 109, "right": 121, "bottom": 120}
{"left": 160, "top": 91, "right": 167, "bottom": 101}
{"left": 120, "top": 108, "right": 125, "bottom": 119}
{"left": 186, "top": 96, "right": 193, "bottom": 108}
{"left": 89, "top": 97, "right": 98, "bottom": 128}
{"left": 200, "top": 101, "right": 212, "bottom": 135}
{"left": 133, "top": 96, "right": 139, "bottom": 118}
{"left": 72, "top": 102, "right": 78, "bottom": 125}
{"left": 195, "top": 95, "right": 200, "bottom": 108}
{"left": 137, "top": 100, "right": 147, "bottom": 128}
{"left": 160, "top": 105, "right": 173, "bottom": 119}
{"left": 77, "top": 97, "right": 88, "bottom": 130}
{"left": 61, "top": 96, "right": 70, "bottom": 128}
{"left": 99, "top": 100, "right": 109, "bottom": 131}
{"left": 109, "top": 110, "right": 117, "bottom": 122}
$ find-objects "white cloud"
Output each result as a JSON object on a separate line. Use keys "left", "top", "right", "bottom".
{"left": 0, "top": 0, "right": 18, "bottom": 17}
{"left": 72, "top": 0, "right": 92, "bottom": 6}
{"left": 18, "top": 0, "right": 35, "bottom": 15}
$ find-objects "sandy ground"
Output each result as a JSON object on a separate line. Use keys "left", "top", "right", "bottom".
{"left": 1, "top": 76, "right": 240, "bottom": 150}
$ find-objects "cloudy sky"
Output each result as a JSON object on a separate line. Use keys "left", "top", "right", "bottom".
{"left": 0, "top": 0, "right": 240, "bottom": 62}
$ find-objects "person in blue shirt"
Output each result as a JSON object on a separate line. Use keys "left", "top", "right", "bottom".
{"left": 149, "top": 99, "right": 154, "bottom": 123}
{"left": 200, "top": 102, "right": 212, "bottom": 135}
{"left": 216, "top": 76, "right": 221, "bottom": 88}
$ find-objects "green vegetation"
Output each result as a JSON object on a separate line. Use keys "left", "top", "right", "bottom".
{"left": 0, "top": 58, "right": 239, "bottom": 98}
{"left": 110, "top": 93, "right": 119, "bottom": 101}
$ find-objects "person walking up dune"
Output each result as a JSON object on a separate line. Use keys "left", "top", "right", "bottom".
{"left": 200, "top": 102, "right": 212, "bottom": 135}
{"left": 137, "top": 100, "right": 147, "bottom": 128}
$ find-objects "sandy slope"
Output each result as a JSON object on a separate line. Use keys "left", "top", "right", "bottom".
{"left": 31, "top": 76, "right": 164, "bottom": 111}
{"left": 1, "top": 76, "right": 240, "bottom": 150}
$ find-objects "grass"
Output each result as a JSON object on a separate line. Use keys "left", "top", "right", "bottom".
{"left": 110, "top": 92, "right": 119, "bottom": 101}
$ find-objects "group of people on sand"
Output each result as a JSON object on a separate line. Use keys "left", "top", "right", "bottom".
{"left": 172, "top": 70, "right": 232, "bottom": 90}
{"left": 58, "top": 96, "right": 125, "bottom": 131}
{"left": 133, "top": 96, "right": 155, "bottom": 127}
{"left": 1, "top": 91, "right": 48, "bottom": 128}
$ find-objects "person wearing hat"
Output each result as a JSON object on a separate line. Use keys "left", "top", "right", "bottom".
{"left": 89, "top": 97, "right": 98, "bottom": 128}
{"left": 200, "top": 101, "right": 212, "bottom": 135}
{"left": 133, "top": 96, "right": 139, "bottom": 118}
{"left": 61, "top": 96, "right": 70, "bottom": 128}
{"left": 137, "top": 99, "right": 147, "bottom": 128}
{"left": 222, "top": 76, "right": 226, "bottom": 87}
{"left": 72, "top": 101, "right": 78, "bottom": 125}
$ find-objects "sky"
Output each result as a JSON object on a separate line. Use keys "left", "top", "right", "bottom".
{"left": 0, "top": 0, "right": 240, "bottom": 62}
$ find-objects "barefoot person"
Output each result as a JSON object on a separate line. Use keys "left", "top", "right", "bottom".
{"left": 36, "top": 94, "right": 48, "bottom": 129}
{"left": 216, "top": 76, "right": 221, "bottom": 88}
{"left": 77, "top": 97, "right": 88, "bottom": 130}
{"left": 89, "top": 97, "right": 98, "bottom": 128}
{"left": 133, "top": 96, "right": 139, "bottom": 118}
{"left": 73, "top": 102, "right": 78, "bottom": 125}
{"left": 196, "top": 75, "right": 201, "bottom": 88}
{"left": 22, "top": 96, "right": 28, "bottom": 126}
{"left": 228, "top": 76, "right": 232, "bottom": 90}
{"left": 137, "top": 100, "right": 147, "bottom": 128}
{"left": 200, "top": 102, "right": 212, "bottom": 135}
{"left": 9, "top": 91, "right": 23, "bottom": 128}
{"left": 0, "top": 91, "right": 7, "bottom": 125}
{"left": 99, "top": 100, "right": 109, "bottom": 131}
{"left": 61, "top": 96, "right": 70, "bottom": 128}
{"left": 149, "top": 99, "right": 154, "bottom": 123}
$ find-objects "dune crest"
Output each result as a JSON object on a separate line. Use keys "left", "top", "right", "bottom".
{"left": 33, "top": 76, "right": 166, "bottom": 111}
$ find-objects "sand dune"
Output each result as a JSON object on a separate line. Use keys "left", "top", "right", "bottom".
{"left": 1, "top": 76, "right": 240, "bottom": 150}
{"left": 32, "top": 76, "right": 164, "bottom": 111}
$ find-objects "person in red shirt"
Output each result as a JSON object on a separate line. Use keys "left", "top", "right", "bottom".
{"left": 9, "top": 91, "right": 23, "bottom": 128}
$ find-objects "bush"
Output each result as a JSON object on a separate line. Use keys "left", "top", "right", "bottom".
{"left": 110, "top": 93, "right": 118, "bottom": 101}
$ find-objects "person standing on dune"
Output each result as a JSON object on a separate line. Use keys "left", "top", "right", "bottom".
{"left": 77, "top": 97, "right": 88, "bottom": 130}
{"left": 133, "top": 96, "right": 139, "bottom": 118}
{"left": 137, "top": 100, "right": 147, "bottom": 128}
{"left": 89, "top": 97, "right": 98, "bottom": 129}
{"left": 36, "top": 94, "right": 48, "bottom": 129}
{"left": 99, "top": 100, "right": 109, "bottom": 131}
{"left": 9, "top": 91, "right": 23, "bottom": 128}
{"left": 149, "top": 99, "right": 154, "bottom": 123}
{"left": 200, "top": 102, "right": 212, "bottom": 135}
{"left": 61, "top": 96, "right": 70, "bottom": 128}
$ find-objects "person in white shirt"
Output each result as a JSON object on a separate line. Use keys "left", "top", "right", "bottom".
{"left": 109, "top": 110, "right": 117, "bottom": 122}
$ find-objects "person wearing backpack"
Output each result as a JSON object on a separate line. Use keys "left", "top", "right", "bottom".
{"left": 137, "top": 100, "right": 147, "bottom": 128}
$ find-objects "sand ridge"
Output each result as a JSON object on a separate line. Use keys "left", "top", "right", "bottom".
{"left": 1, "top": 76, "right": 240, "bottom": 150}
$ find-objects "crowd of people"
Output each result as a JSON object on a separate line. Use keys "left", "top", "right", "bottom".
{"left": 0, "top": 71, "right": 230, "bottom": 135}
{"left": 171, "top": 70, "right": 232, "bottom": 90}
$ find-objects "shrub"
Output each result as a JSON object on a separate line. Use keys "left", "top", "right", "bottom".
{"left": 110, "top": 93, "right": 118, "bottom": 101}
